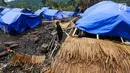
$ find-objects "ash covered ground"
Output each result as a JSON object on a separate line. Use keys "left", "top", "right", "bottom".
{"left": 0, "top": 22, "right": 55, "bottom": 73}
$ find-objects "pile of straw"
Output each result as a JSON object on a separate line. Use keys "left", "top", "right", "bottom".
{"left": 11, "top": 54, "right": 45, "bottom": 65}
{"left": 51, "top": 37, "right": 130, "bottom": 73}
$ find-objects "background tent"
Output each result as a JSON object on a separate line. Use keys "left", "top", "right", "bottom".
{"left": 11, "top": 8, "right": 34, "bottom": 14}
{"left": 43, "top": 9, "right": 74, "bottom": 20}
{"left": 43, "top": 9, "right": 64, "bottom": 20}
{"left": 0, "top": 6, "right": 5, "bottom": 13}
{"left": 0, "top": 11, "right": 42, "bottom": 34}
{"left": 63, "top": 11, "right": 74, "bottom": 17}
{"left": 76, "top": 1, "right": 130, "bottom": 39}
{"left": 1, "top": 8, "right": 11, "bottom": 15}
{"left": 34, "top": 7, "right": 50, "bottom": 16}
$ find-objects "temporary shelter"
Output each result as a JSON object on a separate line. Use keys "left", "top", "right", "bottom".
{"left": 11, "top": 8, "right": 34, "bottom": 14}
{"left": 0, "top": 11, "right": 42, "bottom": 34}
{"left": 50, "top": 1, "right": 130, "bottom": 73}
{"left": 34, "top": 7, "right": 50, "bottom": 16}
{"left": 1, "top": 8, "right": 11, "bottom": 15}
{"left": 76, "top": 1, "right": 130, "bottom": 39}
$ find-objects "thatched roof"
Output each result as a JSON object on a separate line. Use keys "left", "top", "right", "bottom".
{"left": 51, "top": 37, "right": 130, "bottom": 73}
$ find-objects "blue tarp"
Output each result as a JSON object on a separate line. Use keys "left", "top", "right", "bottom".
{"left": 63, "top": 11, "right": 74, "bottom": 17}
{"left": 11, "top": 8, "right": 34, "bottom": 14}
{"left": 76, "top": 1, "right": 130, "bottom": 39}
{"left": 11, "top": 8, "right": 23, "bottom": 12}
{"left": 1, "top": 8, "right": 11, "bottom": 15}
{"left": 77, "top": 13, "right": 83, "bottom": 17}
{"left": 35, "top": 7, "right": 79, "bottom": 20}
{"left": 0, "top": 11, "right": 42, "bottom": 34}
{"left": 34, "top": 7, "right": 50, "bottom": 16}
{"left": 43, "top": 9, "right": 74, "bottom": 20}
{"left": 43, "top": 9, "right": 64, "bottom": 20}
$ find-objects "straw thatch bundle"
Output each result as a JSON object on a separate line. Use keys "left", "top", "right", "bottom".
{"left": 11, "top": 54, "right": 45, "bottom": 65}
{"left": 51, "top": 37, "right": 130, "bottom": 73}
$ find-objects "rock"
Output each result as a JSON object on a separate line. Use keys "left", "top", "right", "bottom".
{"left": 41, "top": 43, "right": 48, "bottom": 48}
{"left": 40, "top": 43, "right": 49, "bottom": 53}
{"left": 10, "top": 44, "right": 18, "bottom": 48}
{"left": 33, "top": 31, "right": 39, "bottom": 34}
{"left": 4, "top": 41, "right": 16, "bottom": 46}
{"left": 34, "top": 37, "right": 39, "bottom": 43}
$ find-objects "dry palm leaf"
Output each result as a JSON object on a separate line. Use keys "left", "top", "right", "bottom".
{"left": 51, "top": 37, "right": 130, "bottom": 73}
{"left": 11, "top": 54, "right": 45, "bottom": 65}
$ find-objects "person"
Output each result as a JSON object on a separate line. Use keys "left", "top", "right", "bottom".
{"left": 55, "top": 21, "right": 63, "bottom": 43}
{"left": 75, "top": 6, "right": 80, "bottom": 13}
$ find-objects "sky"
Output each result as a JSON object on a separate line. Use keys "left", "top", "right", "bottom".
{"left": 4, "top": 0, "right": 14, "bottom": 2}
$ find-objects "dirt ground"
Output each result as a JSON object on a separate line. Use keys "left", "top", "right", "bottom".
{"left": 0, "top": 17, "right": 73, "bottom": 73}
{"left": 0, "top": 22, "right": 55, "bottom": 73}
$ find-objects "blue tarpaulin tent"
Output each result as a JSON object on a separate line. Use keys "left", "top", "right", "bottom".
{"left": 43, "top": 9, "right": 74, "bottom": 20}
{"left": 35, "top": 7, "right": 80, "bottom": 20}
{"left": 63, "top": 11, "right": 74, "bottom": 17}
{"left": 0, "top": 11, "right": 42, "bottom": 34}
{"left": 1, "top": 8, "right": 11, "bottom": 14}
{"left": 11, "top": 8, "right": 34, "bottom": 14}
{"left": 43, "top": 9, "right": 64, "bottom": 20}
{"left": 11, "top": 8, "right": 23, "bottom": 12}
{"left": 34, "top": 7, "right": 50, "bottom": 16}
{"left": 76, "top": 1, "right": 130, "bottom": 39}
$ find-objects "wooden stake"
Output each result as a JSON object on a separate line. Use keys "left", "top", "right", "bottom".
{"left": 120, "top": 37, "right": 124, "bottom": 43}
{"left": 3, "top": 26, "right": 6, "bottom": 33}
{"left": 52, "top": 17, "right": 54, "bottom": 21}
{"left": 72, "top": 27, "right": 77, "bottom": 36}
{"left": 97, "top": 34, "right": 99, "bottom": 39}
{"left": 68, "top": 28, "right": 74, "bottom": 36}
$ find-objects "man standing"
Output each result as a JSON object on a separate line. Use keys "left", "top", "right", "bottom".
{"left": 55, "top": 21, "right": 63, "bottom": 43}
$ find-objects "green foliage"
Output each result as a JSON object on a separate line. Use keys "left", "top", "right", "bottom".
{"left": 15, "top": 2, "right": 41, "bottom": 11}
{"left": 0, "top": 0, "right": 7, "bottom": 6}
{"left": 16, "top": 2, "right": 27, "bottom": 8}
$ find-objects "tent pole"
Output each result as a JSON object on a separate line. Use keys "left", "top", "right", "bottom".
{"left": 69, "top": 28, "right": 74, "bottom": 36}
{"left": 3, "top": 26, "right": 6, "bottom": 33}
{"left": 72, "top": 27, "right": 77, "bottom": 36}
{"left": 52, "top": 17, "right": 54, "bottom": 21}
{"left": 97, "top": 34, "right": 99, "bottom": 39}
{"left": 120, "top": 37, "right": 124, "bottom": 43}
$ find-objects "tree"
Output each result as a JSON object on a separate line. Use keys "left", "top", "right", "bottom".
{"left": 42, "top": 0, "right": 53, "bottom": 7}
{"left": 0, "top": 0, "right": 7, "bottom": 6}
{"left": 74, "top": 0, "right": 103, "bottom": 10}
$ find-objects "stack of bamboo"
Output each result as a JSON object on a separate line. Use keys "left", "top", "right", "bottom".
{"left": 51, "top": 37, "right": 130, "bottom": 73}
{"left": 11, "top": 54, "right": 45, "bottom": 65}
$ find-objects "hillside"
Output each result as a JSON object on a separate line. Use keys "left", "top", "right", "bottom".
{"left": 8, "top": 0, "right": 42, "bottom": 7}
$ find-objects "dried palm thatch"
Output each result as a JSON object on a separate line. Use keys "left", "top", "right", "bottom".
{"left": 51, "top": 37, "right": 130, "bottom": 73}
{"left": 11, "top": 54, "right": 45, "bottom": 65}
